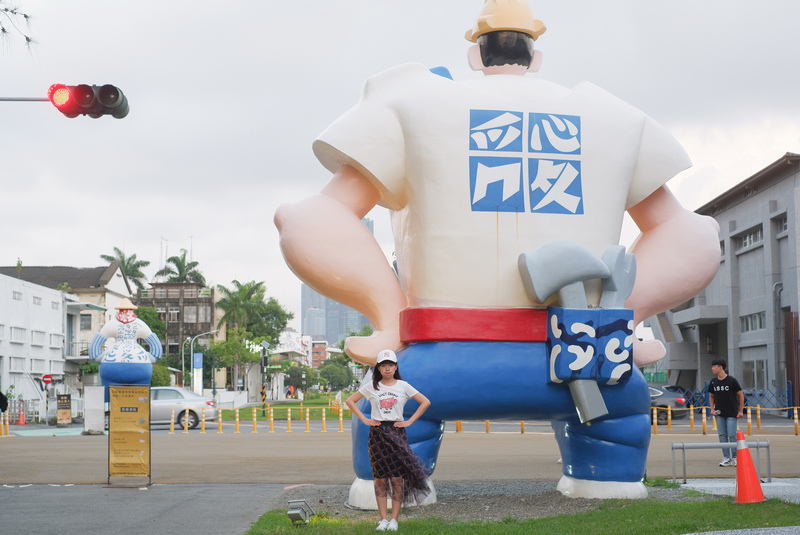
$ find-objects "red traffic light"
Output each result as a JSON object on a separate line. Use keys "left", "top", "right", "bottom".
{"left": 47, "top": 83, "right": 129, "bottom": 119}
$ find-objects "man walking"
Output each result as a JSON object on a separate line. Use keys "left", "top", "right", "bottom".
{"left": 709, "top": 359, "right": 744, "bottom": 466}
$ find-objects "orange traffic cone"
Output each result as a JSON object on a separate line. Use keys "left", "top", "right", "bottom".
{"left": 18, "top": 409, "right": 25, "bottom": 426}
{"left": 735, "top": 431, "right": 765, "bottom": 503}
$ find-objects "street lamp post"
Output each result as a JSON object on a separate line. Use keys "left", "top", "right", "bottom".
{"left": 180, "top": 337, "right": 191, "bottom": 388}
{"left": 190, "top": 329, "right": 219, "bottom": 395}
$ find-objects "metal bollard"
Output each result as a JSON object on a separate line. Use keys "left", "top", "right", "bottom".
{"left": 170, "top": 408, "right": 175, "bottom": 434}
{"left": 287, "top": 408, "right": 292, "bottom": 433}
{"left": 201, "top": 408, "right": 206, "bottom": 434}
{"left": 218, "top": 407, "right": 223, "bottom": 434}
{"left": 305, "top": 408, "right": 310, "bottom": 433}
{"left": 235, "top": 408, "right": 240, "bottom": 434}
{"left": 652, "top": 407, "right": 657, "bottom": 435}
{"left": 252, "top": 407, "right": 258, "bottom": 434}
{"left": 322, "top": 408, "right": 327, "bottom": 433}
{"left": 689, "top": 405, "right": 695, "bottom": 431}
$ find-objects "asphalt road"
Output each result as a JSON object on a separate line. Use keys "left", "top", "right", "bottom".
{"left": 2, "top": 419, "right": 798, "bottom": 534}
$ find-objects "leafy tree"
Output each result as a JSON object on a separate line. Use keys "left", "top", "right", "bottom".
{"left": 208, "top": 328, "right": 263, "bottom": 390}
{"left": 282, "top": 364, "right": 318, "bottom": 392}
{"left": 150, "top": 361, "right": 171, "bottom": 387}
{"left": 319, "top": 362, "right": 353, "bottom": 390}
{"left": 134, "top": 306, "right": 166, "bottom": 341}
{"left": 155, "top": 248, "right": 205, "bottom": 286}
{"left": 100, "top": 247, "right": 151, "bottom": 292}
{"left": 216, "top": 280, "right": 293, "bottom": 348}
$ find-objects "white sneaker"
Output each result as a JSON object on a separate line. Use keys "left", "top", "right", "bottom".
{"left": 732, "top": 458, "right": 737, "bottom": 467}
{"left": 719, "top": 458, "right": 731, "bottom": 467}
{"left": 376, "top": 519, "right": 389, "bottom": 531}
{"left": 387, "top": 519, "right": 398, "bottom": 531}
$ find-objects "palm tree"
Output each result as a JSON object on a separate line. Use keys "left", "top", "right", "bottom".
{"left": 215, "top": 280, "right": 268, "bottom": 332}
{"left": 155, "top": 249, "right": 206, "bottom": 286}
{"left": 100, "top": 247, "right": 151, "bottom": 292}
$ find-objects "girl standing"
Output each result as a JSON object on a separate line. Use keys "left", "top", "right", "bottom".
{"left": 346, "top": 349, "right": 431, "bottom": 531}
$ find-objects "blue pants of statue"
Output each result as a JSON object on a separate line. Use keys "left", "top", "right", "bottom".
{"left": 352, "top": 341, "right": 651, "bottom": 483}
{"left": 100, "top": 362, "right": 153, "bottom": 402}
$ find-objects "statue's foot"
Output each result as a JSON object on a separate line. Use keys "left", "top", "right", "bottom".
{"left": 557, "top": 475, "right": 647, "bottom": 499}
{"left": 346, "top": 477, "right": 437, "bottom": 510}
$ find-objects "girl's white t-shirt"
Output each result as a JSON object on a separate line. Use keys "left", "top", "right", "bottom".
{"left": 359, "top": 379, "right": 419, "bottom": 421}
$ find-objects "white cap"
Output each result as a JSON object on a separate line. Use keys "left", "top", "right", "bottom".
{"left": 376, "top": 349, "right": 397, "bottom": 364}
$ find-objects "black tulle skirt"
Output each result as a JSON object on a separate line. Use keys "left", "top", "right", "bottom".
{"left": 368, "top": 421, "right": 432, "bottom": 504}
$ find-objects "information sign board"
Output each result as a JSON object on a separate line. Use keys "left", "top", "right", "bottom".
{"left": 108, "top": 386, "right": 151, "bottom": 483}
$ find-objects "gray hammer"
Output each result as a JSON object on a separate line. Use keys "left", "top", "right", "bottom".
{"left": 519, "top": 241, "right": 611, "bottom": 423}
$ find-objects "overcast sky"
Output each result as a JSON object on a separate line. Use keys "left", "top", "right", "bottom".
{"left": 2, "top": 1, "right": 800, "bottom": 331}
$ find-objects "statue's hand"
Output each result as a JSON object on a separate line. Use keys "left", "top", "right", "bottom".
{"left": 632, "top": 337, "right": 665, "bottom": 367}
{"left": 344, "top": 330, "right": 405, "bottom": 367}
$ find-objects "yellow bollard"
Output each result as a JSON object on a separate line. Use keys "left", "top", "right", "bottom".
{"left": 652, "top": 408, "right": 657, "bottom": 435}
{"left": 201, "top": 408, "right": 206, "bottom": 434}
{"left": 747, "top": 408, "right": 752, "bottom": 435}
{"left": 667, "top": 406, "right": 672, "bottom": 430}
{"left": 455, "top": 420, "right": 462, "bottom": 433}
{"left": 702, "top": 408, "right": 707, "bottom": 435}
{"left": 183, "top": 409, "right": 189, "bottom": 434}
{"left": 712, "top": 412, "right": 717, "bottom": 431}
{"left": 520, "top": 421, "right": 525, "bottom": 434}
{"left": 252, "top": 407, "right": 258, "bottom": 434}
{"left": 235, "top": 408, "right": 240, "bottom": 434}
{"left": 5, "top": 412, "right": 9, "bottom": 436}
{"left": 287, "top": 408, "right": 292, "bottom": 433}
{"left": 218, "top": 407, "right": 223, "bottom": 434}
{"left": 794, "top": 407, "right": 799, "bottom": 436}
{"left": 689, "top": 405, "right": 695, "bottom": 431}
{"left": 338, "top": 407, "right": 344, "bottom": 433}
{"left": 322, "top": 408, "right": 327, "bottom": 433}
{"left": 305, "top": 408, "right": 310, "bottom": 433}
{"left": 169, "top": 408, "right": 175, "bottom": 434}
{"left": 269, "top": 407, "right": 274, "bottom": 433}
{"left": 485, "top": 420, "right": 490, "bottom": 433}
{"left": 757, "top": 405, "right": 762, "bottom": 430}
{"left": 1, "top": 413, "right": 4, "bottom": 437}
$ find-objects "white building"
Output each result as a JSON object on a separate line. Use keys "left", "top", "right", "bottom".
{"left": 0, "top": 273, "right": 76, "bottom": 416}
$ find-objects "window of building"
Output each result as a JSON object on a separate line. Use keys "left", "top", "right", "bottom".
{"left": 12, "top": 291, "right": 22, "bottom": 301}
{"left": 199, "top": 306, "right": 211, "bottom": 323}
{"left": 167, "top": 338, "right": 180, "bottom": 355}
{"left": 30, "top": 359, "right": 46, "bottom": 373}
{"left": 184, "top": 306, "right": 197, "bottom": 323}
{"left": 157, "top": 307, "right": 167, "bottom": 321}
{"left": 52, "top": 301, "right": 60, "bottom": 310}
{"left": 155, "top": 288, "right": 167, "bottom": 298}
{"left": 10, "top": 327, "right": 26, "bottom": 343}
{"left": 740, "top": 312, "right": 766, "bottom": 333}
{"left": 168, "top": 289, "right": 181, "bottom": 299}
{"left": 80, "top": 315, "right": 92, "bottom": 331}
{"left": 32, "top": 296, "right": 42, "bottom": 306}
{"left": 0, "top": 324, "right": 4, "bottom": 339}
{"left": 736, "top": 227, "right": 763, "bottom": 250}
{"left": 10, "top": 357, "right": 26, "bottom": 372}
{"left": 50, "top": 360, "right": 64, "bottom": 374}
{"left": 31, "top": 330, "right": 46, "bottom": 346}
{"left": 168, "top": 307, "right": 180, "bottom": 322}
{"left": 742, "top": 360, "right": 766, "bottom": 390}
{"left": 50, "top": 334, "right": 65, "bottom": 348}
{"left": 719, "top": 241, "right": 725, "bottom": 257}
{"left": 184, "top": 288, "right": 198, "bottom": 299}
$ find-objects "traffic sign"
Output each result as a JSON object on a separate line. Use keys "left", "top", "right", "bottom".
{"left": 42, "top": 374, "right": 53, "bottom": 384}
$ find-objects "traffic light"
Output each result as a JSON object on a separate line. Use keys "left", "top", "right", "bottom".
{"left": 47, "top": 84, "right": 129, "bottom": 119}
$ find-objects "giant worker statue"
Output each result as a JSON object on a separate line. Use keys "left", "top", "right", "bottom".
{"left": 275, "top": 0, "right": 719, "bottom": 505}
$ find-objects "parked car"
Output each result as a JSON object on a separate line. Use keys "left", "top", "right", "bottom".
{"left": 648, "top": 384, "right": 689, "bottom": 424}
{"left": 150, "top": 386, "right": 217, "bottom": 429}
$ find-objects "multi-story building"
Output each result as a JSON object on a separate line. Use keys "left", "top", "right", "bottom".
{"left": 0, "top": 272, "right": 80, "bottom": 411}
{"left": 648, "top": 152, "right": 800, "bottom": 408}
{"left": 0, "top": 263, "right": 132, "bottom": 397}
{"left": 135, "top": 282, "right": 219, "bottom": 356}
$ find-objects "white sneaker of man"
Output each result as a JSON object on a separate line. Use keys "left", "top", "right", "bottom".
{"left": 387, "top": 519, "right": 398, "bottom": 531}
{"left": 719, "top": 457, "right": 731, "bottom": 467}
{"left": 376, "top": 519, "right": 389, "bottom": 531}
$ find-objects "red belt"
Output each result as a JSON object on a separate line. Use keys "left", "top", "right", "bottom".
{"left": 399, "top": 307, "right": 547, "bottom": 343}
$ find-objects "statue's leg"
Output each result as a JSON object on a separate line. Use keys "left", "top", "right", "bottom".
{"left": 551, "top": 369, "right": 652, "bottom": 498}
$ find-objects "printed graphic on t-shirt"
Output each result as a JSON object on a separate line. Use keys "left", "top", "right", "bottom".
{"left": 469, "top": 110, "right": 583, "bottom": 214}
{"left": 379, "top": 397, "right": 398, "bottom": 410}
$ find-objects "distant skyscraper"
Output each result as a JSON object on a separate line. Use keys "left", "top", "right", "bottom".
{"left": 300, "top": 217, "right": 374, "bottom": 346}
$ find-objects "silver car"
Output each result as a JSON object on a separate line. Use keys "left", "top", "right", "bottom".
{"left": 151, "top": 386, "right": 217, "bottom": 429}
